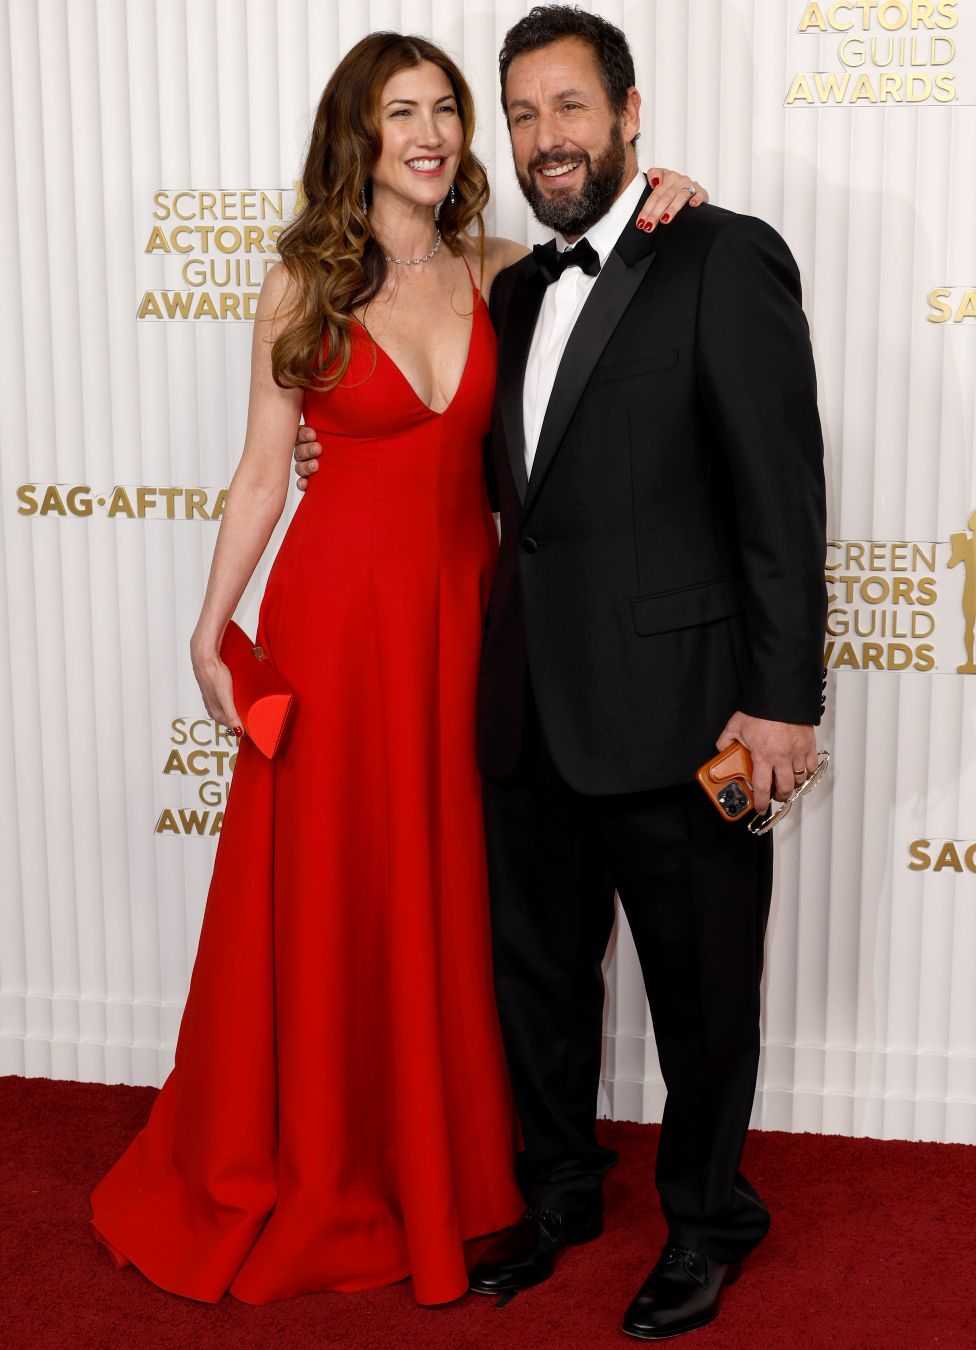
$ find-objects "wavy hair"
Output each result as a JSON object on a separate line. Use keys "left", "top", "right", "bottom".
{"left": 272, "top": 33, "right": 489, "bottom": 391}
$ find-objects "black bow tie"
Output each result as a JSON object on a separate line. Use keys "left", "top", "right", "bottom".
{"left": 532, "top": 237, "right": 601, "bottom": 285}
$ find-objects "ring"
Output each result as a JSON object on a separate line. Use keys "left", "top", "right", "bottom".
{"left": 793, "top": 765, "right": 806, "bottom": 775}
{"left": 684, "top": 183, "right": 696, "bottom": 195}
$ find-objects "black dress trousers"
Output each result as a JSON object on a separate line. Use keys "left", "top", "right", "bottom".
{"left": 482, "top": 689, "right": 774, "bottom": 1263}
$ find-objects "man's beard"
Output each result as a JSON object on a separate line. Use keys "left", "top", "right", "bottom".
{"left": 516, "top": 120, "right": 628, "bottom": 236}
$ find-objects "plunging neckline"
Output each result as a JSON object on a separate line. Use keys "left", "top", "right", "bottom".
{"left": 352, "top": 265, "right": 481, "bottom": 418}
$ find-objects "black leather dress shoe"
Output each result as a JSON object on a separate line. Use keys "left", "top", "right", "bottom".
{"left": 622, "top": 1245, "right": 741, "bottom": 1340}
{"left": 468, "top": 1203, "right": 604, "bottom": 1294}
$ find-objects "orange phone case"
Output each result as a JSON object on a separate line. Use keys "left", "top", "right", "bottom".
{"left": 695, "top": 741, "right": 755, "bottom": 821}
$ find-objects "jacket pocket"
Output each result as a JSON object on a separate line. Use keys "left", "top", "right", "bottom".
{"left": 594, "top": 348, "right": 679, "bottom": 385}
{"left": 631, "top": 577, "right": 744, "bottom": 636}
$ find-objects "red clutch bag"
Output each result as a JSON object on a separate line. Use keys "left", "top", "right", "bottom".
{"left": 219, "top": 620, "right": 294, "bottom": 758}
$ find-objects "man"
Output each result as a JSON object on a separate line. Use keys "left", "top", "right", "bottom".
{"left": 470, "top": 5, "right": 825, "bottom": 1341}
{"left": 297, "top": 7, "right": 826, "bottom": 1339}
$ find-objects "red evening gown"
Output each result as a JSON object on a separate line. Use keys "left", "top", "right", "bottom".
{"left": 90, "top": 270, "right": 524, "bottom": 1305}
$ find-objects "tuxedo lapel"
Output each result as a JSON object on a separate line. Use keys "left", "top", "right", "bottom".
{"left": 524, "top": 205, "right": 657, "bottom": 516}
{"left": 496, "top": 265, "right": 548, "bottom": 505}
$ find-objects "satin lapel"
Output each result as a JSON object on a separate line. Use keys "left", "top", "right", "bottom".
{"left": 523, "top": 239, "right": 657, "bottom": 517}
{"left": 496, "top": 267, "right": 548, "bottom": 505}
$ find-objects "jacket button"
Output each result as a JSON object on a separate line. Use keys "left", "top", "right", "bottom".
{"left": 522, "top": 536, "right": 539, "bottom": 554}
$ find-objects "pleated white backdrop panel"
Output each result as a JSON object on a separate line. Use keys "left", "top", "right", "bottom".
{"left": 2, "top": 0, "right": 975, "bottom": 1143}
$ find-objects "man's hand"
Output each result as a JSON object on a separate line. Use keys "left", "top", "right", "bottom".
{"left": 293, "top": 425, "right": 321, "bottom": 491}
{"left": 716, "top": 713, "right": 818, "bottom": 815}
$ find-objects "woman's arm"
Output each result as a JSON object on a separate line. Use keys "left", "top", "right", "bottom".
{"left": 190, "top": 263, "right": 304, "bottom": 730}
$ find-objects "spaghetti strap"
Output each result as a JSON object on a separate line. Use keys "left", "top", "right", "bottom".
{"left": 460, "top": 251, "right": 481, "bottom": 302}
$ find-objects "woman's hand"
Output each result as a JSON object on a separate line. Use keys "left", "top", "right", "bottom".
{"left": 637, "top": 168, "right": 708, "bottom": 232}
{"left": 191, "top": 635, "right": 242, "bottom": 735}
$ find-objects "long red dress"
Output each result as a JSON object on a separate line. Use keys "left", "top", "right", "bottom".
{"left": 90, "top": 271, "right": 524, "bottom": 1305}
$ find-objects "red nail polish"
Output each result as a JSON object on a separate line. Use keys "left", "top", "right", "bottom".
{"left": 645, "top": 221, "right": 655, "bottom": 232}
{"left": 661, "top": 213, "right": 670, "bottom": 223}
{"left": 651, "top": 176, "right": 661, "bottom": 187}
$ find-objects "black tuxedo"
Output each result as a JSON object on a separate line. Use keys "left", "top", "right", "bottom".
{"left": 479, "top": 197, "right": 826, "bottom": 793}
{"left": 478, "top": 189, "right": 827, "bottom": 1262}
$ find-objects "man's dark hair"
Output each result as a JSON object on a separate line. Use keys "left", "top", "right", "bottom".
{"left": 498, "top": 5, "right": 636, "bottom": 115}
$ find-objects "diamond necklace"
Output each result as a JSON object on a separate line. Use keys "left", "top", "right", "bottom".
{"left": 382, "top": 230, "right": 442, "bottom": 266}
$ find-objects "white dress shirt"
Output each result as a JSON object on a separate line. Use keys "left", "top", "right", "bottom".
{"left": 522, "top": 172, "right": 647, "bottom": 478}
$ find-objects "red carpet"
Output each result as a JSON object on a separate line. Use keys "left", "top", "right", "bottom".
{"left": 1, "top": 1075, "right": 974, "bottom": 1349}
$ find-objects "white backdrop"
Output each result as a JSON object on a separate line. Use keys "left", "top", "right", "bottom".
{"left": 2, "top": 0, "right": 976, "bottom": 1145}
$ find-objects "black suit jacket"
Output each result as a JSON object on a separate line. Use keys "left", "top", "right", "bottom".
{"left": 477, "top": 191, "right": 827, "bottom": 794}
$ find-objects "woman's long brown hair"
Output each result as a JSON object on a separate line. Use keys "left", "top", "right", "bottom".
{"left": 272, "top": 33, "right": 489, "bottom": 391}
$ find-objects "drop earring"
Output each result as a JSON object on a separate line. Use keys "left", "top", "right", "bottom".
{"left": 359, "top": 182, "right": 369, "bottom": 214}
{"left": 437, "top": 181, "right": 455, "bottom": 220}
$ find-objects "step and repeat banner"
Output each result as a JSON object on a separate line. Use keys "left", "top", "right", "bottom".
{"left": 1, "top": 0, "right": 975, "bottom": 1144}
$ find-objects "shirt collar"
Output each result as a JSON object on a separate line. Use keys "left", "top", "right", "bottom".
{"left": 556, "top": 171, "right": 646, "bottom": 264}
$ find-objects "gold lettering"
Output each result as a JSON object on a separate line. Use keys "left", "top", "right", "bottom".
{"left": 172, "top": 191, "right": 197, "bottom": 221}
{"left": 799, "top": 2, "right": 830, "bottom": 32}
{"left": 934, "top": 840, "right": 963, "bottom": 872}
{"left": 67, "top": 486, "right": 93, "bottom": 517}
{"left": 137, "top": 290, "right": 163, "bottom": 319}
{"left": 851, "top": 72, "right": 880, "bottom": 102}
{"left": 178, "top": 808, "right": 210, "bottom": 835}
{"left": 162, "top": 292, "right": 193, "bottom": 318}
{"left": 107, "top": 487, "right": 135, "bottom": 519}
{"left": 185, "top": 488, "right": 209, "bottom": 520}
{"left": 40, "top": 485, "right": 68, "bottom": 517}
{"left": 878, "top": 2, "right": 910, "bottom": 30}
{"left": 144, "top": 224, "right": 171, "bottom": 254}
{"left": 189, "top": 718, "right": 217, "bottom": 746}
{"left": 157, "top": 486, "right": 182, "bottom": 517}
{"left": 907, "top": 838, "right": 930, "bottom": 870}
{"left": 215, "top": 225, "right": 243, "bottom": 253}
{"left": 826, "top": 3, "right": 856, "bottom": 30}
{"left": 906, "top": 73, "right": 933, "bottom": 101}
{"left": 879, "top": 71, "right": 904, "bottom": 100}
{"left": 170, "top": 226, "right": 195, "bottom": 253}
{"left": 16, "top": 484, "right": 38, "bottom": 515}
{"left": 816, "top": 71, "right": 851, "bottom": 102}
{"left": 839, "top": 36, "right": 867, "bottom": 66}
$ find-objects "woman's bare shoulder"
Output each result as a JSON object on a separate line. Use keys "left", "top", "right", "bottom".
{"left": 256, "top": 260, "right": 302, "bottom": 333}
{"left": 460, "top": 235, "right": 530, "bottom": 298}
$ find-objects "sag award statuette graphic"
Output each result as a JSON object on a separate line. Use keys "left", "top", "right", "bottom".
{"left": 948, "top": 511, "right": 976, "bottom": 673}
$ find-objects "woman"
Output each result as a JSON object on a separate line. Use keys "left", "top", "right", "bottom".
{"left": 90, "top": 32, "right": 705, "bottom": 1307}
